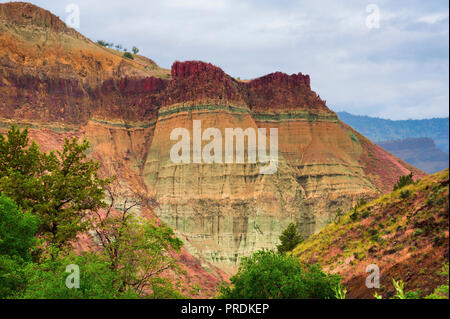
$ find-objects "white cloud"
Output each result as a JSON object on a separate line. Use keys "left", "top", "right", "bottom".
{"left": 417, "top": 12, "right": 448, "bottom": 24}
{"left": 166, "top": 0, "right": 226, "bottom": 10}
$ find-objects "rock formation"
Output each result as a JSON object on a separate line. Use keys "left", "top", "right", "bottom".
{"left": 0, "top": 2, "right": 424, "bottom": 274}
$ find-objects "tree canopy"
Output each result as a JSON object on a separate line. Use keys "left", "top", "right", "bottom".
{"left": 0, "top": 125, "right": 184, "bottom": 298}
{"left": 219, "top": 250, "right": 341, "bottom": 299}
{"left": 0, "top": 126, "right": 109, "bottom": 248}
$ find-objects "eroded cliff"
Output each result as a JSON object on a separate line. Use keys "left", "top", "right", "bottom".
{"left": 0, "top": 2, "right": 424, "bottom": 274}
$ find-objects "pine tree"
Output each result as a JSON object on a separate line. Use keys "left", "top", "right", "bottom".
{"left": 393, "top": 173, "right": 414, "bottom": 191}
{"left": 0, "top": 126, "right": 110, "bottom": 249}
{"left": 277, "top": 222, "right": 303, "bottom": 254}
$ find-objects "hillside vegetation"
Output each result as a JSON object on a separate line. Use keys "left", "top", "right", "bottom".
{"left": 294, "top": 169, "right": 449, "bottom": 298}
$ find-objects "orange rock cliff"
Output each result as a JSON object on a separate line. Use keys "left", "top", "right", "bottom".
{"left": 0, "top": 2, "right": 424, "bottom": 277}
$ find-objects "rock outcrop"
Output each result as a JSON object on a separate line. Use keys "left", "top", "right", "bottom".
{"left": 0, "top": 2, "right": 425, "bottom": 275}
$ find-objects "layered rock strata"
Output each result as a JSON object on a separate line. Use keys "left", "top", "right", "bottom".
{"left": 0, "top": 2, "right": 425, "bottom": 273}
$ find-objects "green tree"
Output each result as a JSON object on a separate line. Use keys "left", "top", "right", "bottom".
{"left": 20, "top": 252, "right": 140, "bottom": 299}
{"left": 90, "top": 188, "right": 184, "bottom": 298}
{"left": 1, "top": 126, "right": 184, "bottom": 298}
{"left": 36, "top": 137, "right": 110, "bottom": 248}
{"left": 0, "top": 126, "right": 110, "bottom": 249}
{"left": 0, "top": 125, "right": 41, "bottom": 208}
{"left": 123, "top": 52, "right": 134, "bottom": 60}
{"left": 277, "top": 222, "right": 303, "bottom": 254}
{"left": 0, "top": 195, "right": 39, "bottom": 298}
{"left": 96, "top": 40, "right": 107, "bottom": 47}
{"left": 393, "top": 173, "right": 414, "bottom": 191}
{"left": 219, "top": 250, "right": 341, "bottom": 299}
{"left": 132, "top": 46, "right": 139, "bottom": 55}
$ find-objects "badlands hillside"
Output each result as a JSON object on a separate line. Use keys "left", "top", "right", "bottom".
{"left": 0, "top": 2, "right": 424, "bottom": 278}
{"left": 294, "top": 169, "right": 449, "bottom": 298}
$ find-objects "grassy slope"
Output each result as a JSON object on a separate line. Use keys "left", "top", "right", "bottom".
{"left": 102, "top": 47, "right": 171, "bottom": 79}
{"left": 293, "top": 169, "right": 449, "bottom": 298}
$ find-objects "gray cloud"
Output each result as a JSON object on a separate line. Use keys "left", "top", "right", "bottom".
{"left": 3, "top": 0, "right": 449, "bottom": 120}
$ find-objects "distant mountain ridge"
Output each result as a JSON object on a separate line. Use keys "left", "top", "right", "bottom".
{"left": 337, "top": 112, "right": 449, "bottom": 153}
{"left": 378, "top": 138, "right": 449, "bottom": 174}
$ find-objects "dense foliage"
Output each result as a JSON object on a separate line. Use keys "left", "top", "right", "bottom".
{"left": 0, "top": 126, "right": 109, "bottom": 248}
{"left": 0, "top": 195, "right": 38, "bottom": 298}
{"left": 123, "top": 52, "right": 134, "bottom": 60}
{"left": 277, "top": 223, "right": 303, "bottom": 254}
{"left": 219, "top": 250, "right": 341, "bottom": 299}
{"left": 0, "top": 125, "right": 184, "bottom": 299}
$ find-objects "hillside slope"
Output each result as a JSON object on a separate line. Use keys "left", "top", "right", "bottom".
{"left": 294, "top": 169, "right": 449, "bottom": 298}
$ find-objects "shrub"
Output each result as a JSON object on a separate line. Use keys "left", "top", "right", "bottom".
{"left": 400, "top": 190, "right": 410, "bottom": 199}
{"left": 20, "top": 252, "right": 140, "bottom": 299}
{"left": 219, "top": 250, "right": 341, "bottom": 299}
{"left": 413, "top": 228, "right": 424, "bottom": 236}
{"left": 123, "top": 52, "right": 134, "bottom": 60}
{"left": 96, "top": 40, "right": 107, "bottom": 47}
{"left": 361, "top": 210, "right": 370, "bottom": 218}
{"left": 393, "top": 173, "right": 414, "bottom": 191}
{"left": 334, "top": 283, "right": 347, "bottom": 299}
{"left": 357, "top": 197, "right": 367, "bottom": 207}
{"left": 375, "top": 278, "right": 448, "bottom": 299}
{"left": 350, "top": 207, "right": 359, "bottom": 221}
{"left": 349, "top": 132, "right": 358, "bottom": 143}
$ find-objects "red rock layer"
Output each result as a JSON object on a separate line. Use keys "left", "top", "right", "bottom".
{"left": 165, "top": 61, "right": 247, "bottom": 106}
{"left": 1, "top": 50, "right": 334, "bottom": 124}
{"left": 245, "top": 72, "right": 329, "bottom": 112}
{"left": 0, "top": 70, "right": 170, "bottom": 124}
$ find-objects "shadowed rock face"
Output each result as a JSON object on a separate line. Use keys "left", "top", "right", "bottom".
{"left": 0, "top": 2, "right": 424, "bottom": 273}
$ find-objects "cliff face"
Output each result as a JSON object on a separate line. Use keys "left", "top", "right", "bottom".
{"left": 0, "top": 2, "right": 424, "bottom": 274}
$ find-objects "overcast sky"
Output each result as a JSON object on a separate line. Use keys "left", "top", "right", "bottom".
{"left": 5, "top": 0, "right": 449, "bottom": 120}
